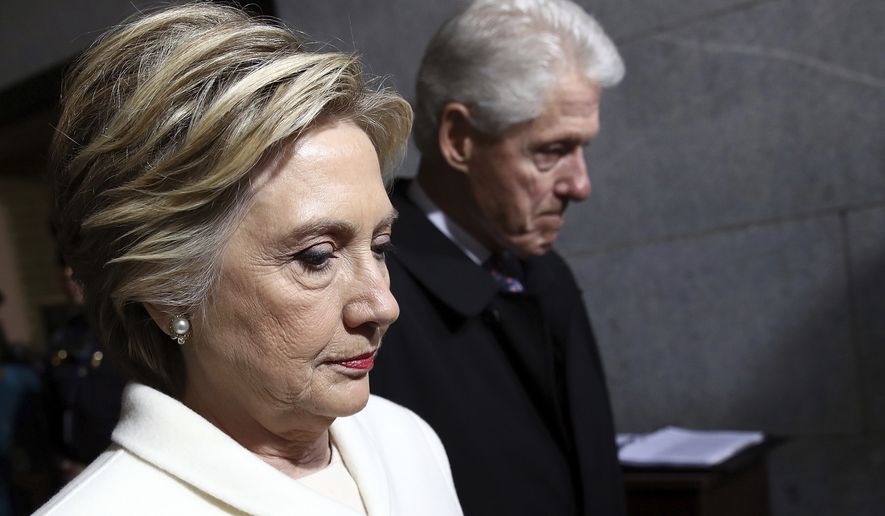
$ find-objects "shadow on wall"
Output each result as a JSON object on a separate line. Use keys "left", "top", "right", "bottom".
{"left": 731, "top": 258, "right": 859, "bottom": 435}
{"left": 0, "top": 203, "right": 30, "bottom": 346}
{"left": 764, "top": 237, "right": 885, "bottom": 516}
{"left": 848, "top": 242, "right": 885, "bottom": 430}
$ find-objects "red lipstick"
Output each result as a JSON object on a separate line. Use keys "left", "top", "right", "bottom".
{"left": 334, "top": 351, "right": 376, "bottom": 370}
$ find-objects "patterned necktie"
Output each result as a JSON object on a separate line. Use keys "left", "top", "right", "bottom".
{"left": 485, "top": 252, "right": 525, "bottom": 293}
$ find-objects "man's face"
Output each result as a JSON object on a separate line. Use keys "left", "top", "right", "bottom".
{"left": 465, "top": 74, "right": 601, "bottom": 257}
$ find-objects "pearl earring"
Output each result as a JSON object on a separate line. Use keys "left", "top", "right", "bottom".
{"left": 169, "top": 315, "right": 191, "bottom": 345}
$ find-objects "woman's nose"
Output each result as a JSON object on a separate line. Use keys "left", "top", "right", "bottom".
{"left": 343, "top": 260, "right": 400, "bottom": 332}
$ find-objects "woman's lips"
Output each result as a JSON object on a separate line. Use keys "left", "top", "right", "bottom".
{"left": 333, "top": 351, "right": 376, "bottom": 370}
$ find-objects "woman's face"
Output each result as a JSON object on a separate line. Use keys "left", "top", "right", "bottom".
{"left": 184, "top": 121, "right": 399, "bottom": 434}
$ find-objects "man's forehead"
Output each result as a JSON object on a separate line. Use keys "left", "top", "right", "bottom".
{"left": 542, "top": 75, "right": 602, "bottom": 117}
{"left": 527, "top": 80, "right": 602, "bottom": 141}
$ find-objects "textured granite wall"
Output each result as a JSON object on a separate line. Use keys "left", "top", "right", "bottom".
{"left": 568, "top": 3, "right": 885, "bottom": 514}
{"left": 279, "top": 1, "right": 885, "bottom": 514}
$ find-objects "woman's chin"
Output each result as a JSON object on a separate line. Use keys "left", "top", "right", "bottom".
{"left": 322, "top": 377, "right": 372, "bottom": 418}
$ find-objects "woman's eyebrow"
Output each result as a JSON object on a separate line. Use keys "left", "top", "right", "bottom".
{"left": 284, "top": 219, "right": 357, "bottom": 244}
{"left": 282, "top": 208, "right": 399, "bottom": 244}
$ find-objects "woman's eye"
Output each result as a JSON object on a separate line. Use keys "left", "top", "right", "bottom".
{"left": 372, "top": 237, "right": 395, "bottom": 260}
{"left": 291, "top": 242, "right": 336, "bottom": 271}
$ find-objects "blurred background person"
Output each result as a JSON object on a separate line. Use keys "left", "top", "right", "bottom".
{"left": 0, "top": 290, "right": 40, "bottom": 516}
{"left": 41, "top": 260, "right": 124, "bottom": 484}
{"left": 36, "top": 4, "right": 461, "bottom": 514}
{"left": 0, "top": 290, "right": 8, "bottom": 353}
{"left": 371, "top": 1, "right": 627, "bottom": 515}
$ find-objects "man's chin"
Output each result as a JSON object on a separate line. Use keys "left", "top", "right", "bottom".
{"left": 507, "top": 234, "right": 557, "bottom": 258}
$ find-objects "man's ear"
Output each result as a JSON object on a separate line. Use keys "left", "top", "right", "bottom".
{"left": 437, "top": 102, "right": 476, "bottom": 174}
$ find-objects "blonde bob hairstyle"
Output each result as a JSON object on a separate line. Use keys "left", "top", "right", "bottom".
{"left": 51, "top": 3, "right": 412, "bottom": 396}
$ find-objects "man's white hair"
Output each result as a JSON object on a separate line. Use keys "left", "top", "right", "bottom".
{"left": 414, "top": 0, "right": 624, "bottom": 154}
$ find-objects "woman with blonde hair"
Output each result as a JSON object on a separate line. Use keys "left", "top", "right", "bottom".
{"left": 36, "top": 4, "right": 462, "bottom": 514}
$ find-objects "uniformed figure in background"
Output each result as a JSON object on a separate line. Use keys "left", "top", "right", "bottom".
{"left": 43, "top": 264, "right": 124, "bottom": 484}
{"left": 0, "top": 290, "right": 41, "bottom": 516}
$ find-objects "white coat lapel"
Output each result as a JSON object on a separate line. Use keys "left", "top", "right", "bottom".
{"left": 331, "top": 414, "right": 392, "bottom": 516}
{"left": 113, "top": 384, "right": 363, "bottom": 515}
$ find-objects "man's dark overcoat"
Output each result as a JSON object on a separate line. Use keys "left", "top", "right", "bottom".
{"left": 371, "top": 181, "right": 626, "bottom": 516}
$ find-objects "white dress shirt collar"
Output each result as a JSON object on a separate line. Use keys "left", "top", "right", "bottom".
{"left": 406, "top": 180, "right": 490, "bottom": 265}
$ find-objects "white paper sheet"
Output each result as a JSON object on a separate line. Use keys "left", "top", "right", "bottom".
{"left": 617, "top": 426, "right": 764, "bottom": 467}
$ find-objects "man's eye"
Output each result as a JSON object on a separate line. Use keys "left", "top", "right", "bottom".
{"left": 532, "top": 141, "right": 584, "bottom": 171}
{"left": 291, "top": 242, "right": 336, "bottom": 271}
{"left": 532, "top": 148, "right": 565, "bottom": 171}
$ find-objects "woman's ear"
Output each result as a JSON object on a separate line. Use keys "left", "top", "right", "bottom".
{"left": 145, "top": 304, "right": 192, "bottom": 346}
{"left": 143, "top": 303, "right": 170, "bottom": 336}
{"left": 437, "top": 102, "right": 476, "bottom": 174}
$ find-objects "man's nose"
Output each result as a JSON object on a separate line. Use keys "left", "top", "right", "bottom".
{"left": 554, "top": 152, "right": 591, "bottom": 201}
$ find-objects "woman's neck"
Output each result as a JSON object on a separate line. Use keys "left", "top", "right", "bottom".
{"left": 249, "top": 431, "right": 332, "bottom": 479}
{"left": 183, "top": 381, "right": 333, "bottom": 479}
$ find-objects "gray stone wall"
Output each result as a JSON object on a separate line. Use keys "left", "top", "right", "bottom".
{"left": 569, "top": 2, "right": 885, "bottom": 514}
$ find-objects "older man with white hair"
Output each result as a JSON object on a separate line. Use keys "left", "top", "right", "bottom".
{"left": 372, "top": 0, "right": 626, "bottom": 514}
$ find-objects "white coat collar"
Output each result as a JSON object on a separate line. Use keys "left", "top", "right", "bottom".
{"left": 112, "top": 383, "right": 391, "bottom": 515}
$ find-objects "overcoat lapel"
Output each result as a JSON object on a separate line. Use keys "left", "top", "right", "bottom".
{"left": 389, "top": 182, "right": 572, "bottom": 452}
{"left": 389, "top": 182, "right": 497, "bottom": 317}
